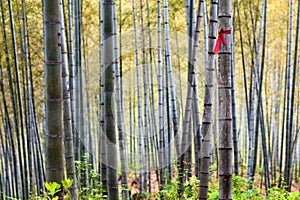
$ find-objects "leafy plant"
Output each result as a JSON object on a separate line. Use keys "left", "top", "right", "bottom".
{"left": 61, "top": 179, "right": 73, "bottom": 190}
{"left": 30, "top": 178, "right": 73, "bottom": 200}
{"left": 208, "top": 187, "right": 219, "bottom": 200}
{"left": 0, "top": 192, "right": 18, "bottom": 200}
{"left": 159, "top": 176, "right": 200, "bottom": 199}
{"left": 45, "top": 182, "right": 61, "bottom": 197}
{"left": 160, "top": 180, "right": 180, "bottom": 199}
{"left": 183, "top": 176, "right": 200, "bottom": 198}
{"left": 75, "top": 154, "right": 104, "bottom": 199}
{"left": 267, "top": 186, "right": 300, "bottom": 200}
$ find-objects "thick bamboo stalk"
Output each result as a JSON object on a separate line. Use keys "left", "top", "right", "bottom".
{"left": 199, "top": 0, "right": 218, "bottom": 198}
{"left": 60, "top": 0, "right": 78, "bottom": 198}
{"left": 102, "top": 0, "right": 119, "bottom": 198}
{"left": 43, "top": 0, "right": 64, "bottom": 198}
{"left": 217, "top": 0, "right": 232, "bottom": 199}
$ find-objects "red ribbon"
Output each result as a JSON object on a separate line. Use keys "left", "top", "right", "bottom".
{"left": 214, "top": 28, "right": 231, "bottom": 54}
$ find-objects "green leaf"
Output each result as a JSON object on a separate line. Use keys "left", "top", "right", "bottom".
{"left": 45, "top": 182, "right": 52, "bottom": 192}
{"left": 62, "top": 178, "right": 73, "bottom": 190}
{"left": 45, "top": 182, "right": 61, "bottom": 196}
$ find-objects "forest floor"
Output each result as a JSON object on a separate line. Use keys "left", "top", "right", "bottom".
{"left": 125, "top": 169, "right": 300, "bottom": 199}
{"left": 127, "top": 170, "right": 159, "bottom": 198}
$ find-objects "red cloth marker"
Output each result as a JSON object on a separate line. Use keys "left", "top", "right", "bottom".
{"left": 214, "top": 27, "right": 231, "bottom": 54}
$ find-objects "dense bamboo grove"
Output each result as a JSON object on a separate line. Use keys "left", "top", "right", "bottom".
{"left": 0, "top": 0, "right": 299, "bottom": 199}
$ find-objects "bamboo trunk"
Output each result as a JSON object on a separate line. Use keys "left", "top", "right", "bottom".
{"left": 102, "top": 0, "right": 119, "bottom": 198}
{"left": 60, "top": 0, "right": 78, "bottom": 198}
{"left": 43, "top": 0, "right": 64, "bottom": 198}
{"left": 199, "top": 0, "right": 218, "bottom": 198}
{"left": 217, "top": 0, "right": 232, "bottom": 199}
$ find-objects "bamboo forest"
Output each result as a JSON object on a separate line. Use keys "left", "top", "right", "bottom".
{"left": 1, "top": 0, "right": 300, "bottom": 199}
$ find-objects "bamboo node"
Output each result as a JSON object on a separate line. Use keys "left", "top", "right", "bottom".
{"left": 47, "top": 98, "right": 62, "bottom": 102}
{"left": 43, "top": 20, "right": 61, "bottom": 24}
{"left": 45, "top": 60, "right": 63, "bottom": 65}
{"left": 46, "top": 134, "right": 62, "bottom": 138}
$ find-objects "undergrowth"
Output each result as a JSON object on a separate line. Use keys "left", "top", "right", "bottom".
{"left": 3, "top": 156, "right": 300, "bottom": 199}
